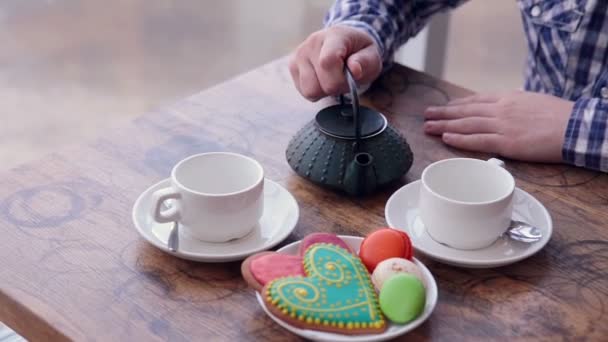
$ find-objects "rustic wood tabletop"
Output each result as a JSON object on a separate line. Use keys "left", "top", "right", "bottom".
{"left": 0, "top": 58, "right": 606, "bottom": 341}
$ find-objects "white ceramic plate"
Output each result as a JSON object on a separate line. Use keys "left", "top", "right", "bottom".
{"left": 132, "top": 178, "right": 299, "bottom": 262}
{"left": 255, "top": 235, "right": 438, "bottom": 342}
{"left": 385, "top": 180, "right": 553, "bottom": 268}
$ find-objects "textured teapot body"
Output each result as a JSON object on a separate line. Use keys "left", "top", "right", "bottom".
{"left": 286, "top": 119, "right": 413, "bottom": 195}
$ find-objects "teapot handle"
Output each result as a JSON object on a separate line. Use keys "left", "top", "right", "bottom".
{"left": 340, "top": 66, "right": 361, "bottom": 151}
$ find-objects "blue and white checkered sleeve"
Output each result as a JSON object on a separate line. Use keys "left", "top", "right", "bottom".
{"left": 324, "top": 0, "right": 467, "bottom": 66}
{"left": 563, "top": 98, "right": 608, "bottom": 172}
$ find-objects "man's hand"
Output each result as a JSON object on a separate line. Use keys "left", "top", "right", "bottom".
{"left": 423, "top": 91, "right": 574, "bottom": 163}
{"left": 289, "top": 25, "right": 382, "bottom": 102}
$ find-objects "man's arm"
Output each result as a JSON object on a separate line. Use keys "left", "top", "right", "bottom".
{"left": 324, "top": 0, "right": 469, "bottom": 66}
{"left": 563, "top": 98, "right": 608, "bottom": 172}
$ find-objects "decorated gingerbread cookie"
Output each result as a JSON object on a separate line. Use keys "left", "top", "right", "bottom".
{"left": 262, "top": 243, "right": 387, "bottom": 335}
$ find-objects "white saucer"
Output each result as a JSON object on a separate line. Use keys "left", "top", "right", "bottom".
{"left": 132, "top": 178, "right": 299, "bottom": 262}
{"left": 385, "top": 180, "right": 552, "bottom": 268}
{"left": 256, "top": 236, "right": 438, "bottom": 342}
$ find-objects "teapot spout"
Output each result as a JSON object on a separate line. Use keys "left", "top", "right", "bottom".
{"left": 344, "top": 152, "right": 377, "bottom": 196}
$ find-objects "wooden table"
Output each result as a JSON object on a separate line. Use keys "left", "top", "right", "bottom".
{"left": 1, "top": 58, "right": 607, "bottom": 341}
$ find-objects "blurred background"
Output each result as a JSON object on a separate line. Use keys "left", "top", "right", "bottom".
{"left": 0, "top": 0, "right": 526, "bottom": 171}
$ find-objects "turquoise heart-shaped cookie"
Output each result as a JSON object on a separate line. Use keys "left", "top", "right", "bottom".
{"left": 263, "top": 243, "right": 386, "bottom": 334}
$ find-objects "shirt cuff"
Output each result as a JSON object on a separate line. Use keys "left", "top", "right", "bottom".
{"left": 562, "top": 98, "right": 608, "bottom": 171}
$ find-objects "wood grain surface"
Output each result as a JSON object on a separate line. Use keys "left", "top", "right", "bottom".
{"left": 0, "top": 58, "right": 606, "bottom": 341}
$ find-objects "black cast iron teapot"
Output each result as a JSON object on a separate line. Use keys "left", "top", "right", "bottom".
{"left": 286, "top": 67, "right": 413, "bottom": 196}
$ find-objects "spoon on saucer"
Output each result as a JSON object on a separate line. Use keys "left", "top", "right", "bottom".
{"left": 167, "top": 221, "right": 179, "bottom": 252}
{"left": 504, "top": 220, "right": 542, "bottom": 243}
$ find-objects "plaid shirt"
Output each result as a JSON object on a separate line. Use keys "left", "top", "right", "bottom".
{"left": 325, "top": 0, "right": 608, "bottom": 172}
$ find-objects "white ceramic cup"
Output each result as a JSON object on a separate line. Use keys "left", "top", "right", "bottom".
{"left": 419, "top": 158, "right": 514, "bottom": 250}
{"left": 151, "top": 152, "right": 264, "bottom": 243}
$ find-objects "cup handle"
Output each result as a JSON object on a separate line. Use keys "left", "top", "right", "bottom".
{"left": 487, "top": 158, "right": 505, "bottom": 168}
{"left": 151, "top": 187, "right": 181, "bottom": 223}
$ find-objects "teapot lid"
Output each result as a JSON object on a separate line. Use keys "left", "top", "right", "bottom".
{"left": 315, "top": 104, "right": 387, "bottom": 139}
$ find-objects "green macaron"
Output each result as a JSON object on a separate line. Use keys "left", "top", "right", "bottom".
{"left": 379, "top": 273, "right": 426, "bottom": 324}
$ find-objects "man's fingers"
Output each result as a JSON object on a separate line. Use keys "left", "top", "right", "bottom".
{"left": 288, "top": 54, "right": 302, "bottom": 92}
{"left": 447, "top": 93, "right": 500, "bottom": 106}
{"left": 298, "top": 60, "right": 324, "bottom": 101}
{"left": 441, "top": 133, "right": 504, "bottom": 154}
{"left": 424, "top": 103, "right": 494, "bottom": 120}
{"left": 346, "top": 44, "right": 382, "bottom": 83}
{"left": 289, "top": 26, "right": 382, "bottom": 101}
{"left": 424, "top": 117, "right": 498, "bottom": 136}
{"left": 316, "top": 34, "right": 348, "bottom": 94}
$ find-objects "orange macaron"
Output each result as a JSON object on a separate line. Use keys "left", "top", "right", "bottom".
{"left": 359, "top": 228, "right": 413, "bottom": 272}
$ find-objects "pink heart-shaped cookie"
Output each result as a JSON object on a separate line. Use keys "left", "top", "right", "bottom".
{"left": 242, "top": 234, "right": 352, "bottom": 291}
{"left": 241, "top": 252, "right": 304, "bottom": 291}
